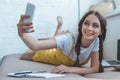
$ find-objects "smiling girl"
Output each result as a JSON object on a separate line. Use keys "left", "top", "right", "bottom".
{"left": 17, "top": 10, "right": 107, "bottom": 75}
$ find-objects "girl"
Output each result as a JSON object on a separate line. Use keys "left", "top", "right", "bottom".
{"left": 19, "top": 16, "right": 69, "bottom": 60}
{"left": 17, "top": 10, "right": 107, "bottom": 75}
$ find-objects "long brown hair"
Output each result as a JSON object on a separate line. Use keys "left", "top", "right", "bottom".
{"left": 74, "top": 10, "right": 107, "bottom": 72}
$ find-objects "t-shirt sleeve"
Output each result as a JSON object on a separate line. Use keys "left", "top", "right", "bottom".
{"left": 92, "top": 38, "right": 99, "bottom": 52}
{"left": 55, "top": 33, "right": 73, "bottom": 55}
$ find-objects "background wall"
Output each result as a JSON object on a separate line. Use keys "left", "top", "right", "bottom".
{"left": 0, "top": 0, "right": 79, "bottom": 57}
{"left": 114, "top": 0, "right": 120, "bottom": 7}
{"left": 104, "top": 15, "right": 120, "bottom": 60}
{"left": 79, "top": 0, "right": 105, "bottom": 18}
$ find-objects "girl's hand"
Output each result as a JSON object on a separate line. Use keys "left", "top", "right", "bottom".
{"left": 17, "top": 14, "right": 34, "bottom": 36}
{"left": 51, "top": 64, "right": 74, "bottom": 74}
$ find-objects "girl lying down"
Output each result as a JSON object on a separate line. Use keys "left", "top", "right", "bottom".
{"left": 17, "top": 10, "right": 107, "bottom": 75}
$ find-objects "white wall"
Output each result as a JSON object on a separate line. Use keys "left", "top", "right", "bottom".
{"left": 0, "top": 0, "right": 79, "bottom": 57}
{"left": 104, "top": 15, "right": 120, "bottom": 60}
{"left": 80, "top": 0, "right": 105, "bottom": 18}
{"left": 114, "top": 0, "right": 120, "bottom": 7}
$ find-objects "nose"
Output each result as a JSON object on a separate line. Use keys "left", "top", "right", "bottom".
{"left": 88, "top": 25, "right": 93, "bottom": 31}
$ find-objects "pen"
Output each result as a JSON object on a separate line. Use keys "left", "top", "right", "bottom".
{"left": 14, "top": 71, "right": 46, "bottom": 75}
{"left": 34, "top": 71, "right": 46, "bottom": 73}
{"left": 14, "top": 71, "right": 32, "bottom": 75}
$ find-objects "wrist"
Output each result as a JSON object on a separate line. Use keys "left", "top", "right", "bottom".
{"left": 18, "top": 29, "right": 23, "bottom": 37}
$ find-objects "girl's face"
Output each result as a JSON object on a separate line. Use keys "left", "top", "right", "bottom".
{"left": 82, "top": 14, "right": 102, "bottom": 41}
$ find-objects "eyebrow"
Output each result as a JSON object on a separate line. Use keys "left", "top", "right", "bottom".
{"left": 84, "top": 20, "right": 100, "bottom": 25}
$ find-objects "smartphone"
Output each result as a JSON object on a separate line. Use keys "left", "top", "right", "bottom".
{"left": 24, "top": 2, "right": 35, "bottom": 32}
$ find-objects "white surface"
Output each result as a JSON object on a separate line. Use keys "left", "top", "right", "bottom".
{"left": 8, "top": 72, "right": 65, "bottom": 78}
{"left": 27, "top": 73, "right": 65, "bottom": 78}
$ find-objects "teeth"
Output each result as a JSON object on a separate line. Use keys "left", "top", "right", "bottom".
{"left": 86, "top": 32, "right": 93, "bottom": 36}
{"left": 86, "top": 32, "right": 91, "bottom": 34}
{"left": 86, "top": 31, "right": 93, "bottom": 34}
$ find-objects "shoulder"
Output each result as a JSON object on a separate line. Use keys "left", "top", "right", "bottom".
{"left": 55, "top": 32, "right": 76, "bottom": 54}
{"left": 92, "top": 37, "right": 100, "bottom": 52}
{"left": 94, "top": 37, "right": 99, "bottom": 44}
{"left": 54, "top": 33, "right": 73, "bottom": 46}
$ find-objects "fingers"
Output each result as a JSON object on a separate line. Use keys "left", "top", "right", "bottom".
{"left": 51, "top": 68, "right": 65, "bottom": 74}
{"left": 17, "top": 22, "right": 33, "bottom": 32}
{"left": 18, "top": 14, "right": 32, "bottom": 26}
{"left": 17, "top": 14, "right": 34, "bottom": 33}
{"left": 17, "top": 21, "right": 32, "bottom": 28}
{"left": 51, "top": 69, "right": 65, "bottom": 74}
{"left": 51, "top": 65, "right": 67, "bottom": 74}
{"left": 23, "top": 25, "right": 33, "bottom": 31}
{"left": 19, "top": 14, "right": 30, "bottom": 22}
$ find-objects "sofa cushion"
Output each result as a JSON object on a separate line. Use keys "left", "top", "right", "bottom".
{"left": 0, "top": 54, "right": 119, "bottom": 80}
{"left": 0, "top": 54, "right": 91, "bottom": 80}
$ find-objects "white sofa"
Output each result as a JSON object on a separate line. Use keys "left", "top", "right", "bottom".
{"left": 0, "top": 54, "right": 119, "bottom": 80}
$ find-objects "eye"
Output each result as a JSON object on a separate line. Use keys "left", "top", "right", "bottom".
{"left": 84, "top": 21, "right": 89, "bottom": 26}
{"left": 93, "top": 24, "right": 99, "bottom": 28}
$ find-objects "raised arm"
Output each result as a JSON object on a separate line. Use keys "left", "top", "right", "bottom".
{"left": 17, "top": 14, "right": 57, "bottom": 51}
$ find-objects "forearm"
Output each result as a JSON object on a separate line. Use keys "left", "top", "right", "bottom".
{"left": 19, "top": 33, "right": 40, "bottom": 50}
{"left": 70, "top": 67, "right": 99, "bottom": 75}
{"left": 19, "top": 32, "right": 57, "bottom": 51}
{"left": 51, "top": 64, "right": 99, "bottom": 75}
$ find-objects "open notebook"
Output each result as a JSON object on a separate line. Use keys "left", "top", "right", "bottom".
{"left": 8, "top": 70, "right": 65, "bottom": 78}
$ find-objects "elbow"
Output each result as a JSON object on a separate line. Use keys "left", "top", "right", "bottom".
{"left": 88, "top": 66, "right": 99, "bottom": 74}
{"left": 29, "top": 47, "right": 37, "bottom": 51}
{"left": 94, "top": 64, "right": 104, "bottom": 73}
{"left": 28, "top": 45, "right": 40, "bottom": 51}
{"left": 30, "top": 47, "right": 39, "bottom": 51}
{"left": 94, "top": 68, "right": 99, "bottom": 73}
{"left": 92, "top": 66, "right": 99, "bottom": 73}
